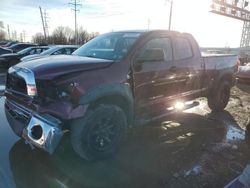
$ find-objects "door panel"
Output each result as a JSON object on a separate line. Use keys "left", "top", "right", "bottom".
{"left": 172, "top": 37, "right": 203, "bottom": 99}
{"left": 132, "top": 37, "right": 177, "bottom": 118}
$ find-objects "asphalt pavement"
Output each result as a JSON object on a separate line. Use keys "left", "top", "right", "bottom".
{"left": 0, "top": 97, "right": 18, "bottom": 188}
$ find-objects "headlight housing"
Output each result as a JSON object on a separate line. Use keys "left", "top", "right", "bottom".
{"left": 27, "top": 84, "right": 37, "bottom": 97}
{"left": 58, "top": 82, "right": 83, "bottom": 103}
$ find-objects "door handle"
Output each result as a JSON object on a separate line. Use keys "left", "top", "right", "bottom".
{"left": 169, "top": 66, "right": 177, "bottom": 72}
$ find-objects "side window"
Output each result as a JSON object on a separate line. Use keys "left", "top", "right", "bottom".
{"left": 42, "top": 48, "right": 48, "bottom": 52}
{"left": 172, "top": 37, "right": 193, "bottom": 60}
{"left": 36, "top": 49, "right": 42, "bottom": 54}
{"left": 65, "top": 48, "right": 72, "bottom": 55}
{"left": 71, "top": 48, "right": 77, "bottom": 53}
{"left": 52, "top": 49, "right": 64, "bottom": 55}
{"left": 137, "top": 38, "right": 172, "bottom": 62}
{"left": 29, "top": 49, "right": 35, "bottom": 55}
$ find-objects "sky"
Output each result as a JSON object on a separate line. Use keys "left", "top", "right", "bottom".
{"left": 0, "top": 0, "right": 246, "bottom": 47}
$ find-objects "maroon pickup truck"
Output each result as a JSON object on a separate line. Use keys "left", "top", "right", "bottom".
{"left": 4, "top": 30, "right": 239, "bottom": 160}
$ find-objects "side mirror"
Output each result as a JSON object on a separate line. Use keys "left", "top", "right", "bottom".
{"left": 136, "top": 48, "right": 165, "bottom": 63}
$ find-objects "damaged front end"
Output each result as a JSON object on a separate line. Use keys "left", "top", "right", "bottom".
{"left": 5, "top": 99, "right": 63, "bottom": 154}
{"left": 4, "top": 65, "right": 86, "bottom": 154}
{"left": 23, "top": 115, "right": 63, "bottom": 154}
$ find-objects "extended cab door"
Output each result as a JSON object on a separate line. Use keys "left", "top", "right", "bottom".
{"left": 171, "top": 35, "right": 203, "bottom": 99}
{"left": 132, "top": 36, "right": 177, "bottom": 117}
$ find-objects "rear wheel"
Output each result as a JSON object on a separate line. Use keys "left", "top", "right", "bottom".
{"left": 70, "top": 104, "right": 127, "bottom": 161}
{"left": 207, "top": 80, "right": 231, "bottom": 112}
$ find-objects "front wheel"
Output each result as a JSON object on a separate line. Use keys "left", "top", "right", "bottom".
{"left": 70, "top": 104, "right": 127, "bottom": 161}
{"left": 207, "top": 80, "right": 231, "bottom": 112}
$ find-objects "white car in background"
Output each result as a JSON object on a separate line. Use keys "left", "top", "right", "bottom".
{"left": 20, "top": 45, "right": 79, "bottom": 62}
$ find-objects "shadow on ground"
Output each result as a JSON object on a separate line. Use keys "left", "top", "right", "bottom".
{"left": 9, "top": 110, "right": 250, "bottom": 188}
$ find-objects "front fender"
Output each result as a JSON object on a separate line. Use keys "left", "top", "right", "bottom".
{"left": 79, "top": 83, "right": 134, "bottom": 125}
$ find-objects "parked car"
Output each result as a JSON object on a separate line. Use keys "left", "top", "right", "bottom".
{"left": 4, "top": 30, "right": 239, "bottom": 161}
{"left": 2, "top": 41, "right": 18, "bottom": 48}
{"left": 0, "top": 47, "right": 12, "bottom": 55}
{"left": 236, "top": 63, "right": 250, "bottom": 84}
{"left": 0, "top": 41, "right": 10, "bottom": 46}
{"left": 21, "top": 45, "right": 79, "bottom": 62}
{"left": 8, "top": 43, "right": 37, "bottom": 53}
{"left": 0, "top": 46, "right": 49, "bottom": 68}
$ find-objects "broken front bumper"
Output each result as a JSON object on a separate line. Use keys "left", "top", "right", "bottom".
{"left": 5, "top": 99, "right": 63, "bottom": 154}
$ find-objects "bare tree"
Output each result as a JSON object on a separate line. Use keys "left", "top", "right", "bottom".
{"left": 32, "top": 32, "right": 46, "bottom": 44}
{"left": 0, "top": 31, "right": 6, "bottom": 41}
{"left": 77, "top": 27, "right": 99, "bottom": 44}
{"left": 32, "top": 26, "right": 99, "bottom": 45}
{"left": 50, "top": 26, "right": 74, "bottom": 44}
{"left": 0, "top": 21, "right": 7, "bottom": 41}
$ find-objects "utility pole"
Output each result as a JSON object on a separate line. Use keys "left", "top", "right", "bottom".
{"left": 39, "top": 6, "right": 47, "bottom": 41}
{"left": 22, "top": 30, "right": 26, "bottom": 42}
{"left": 168, "top": 0, "right": 173, "bottom": 30}
{"left": 69, "top": 0, "right": 82, "bottom": 44}
{"left": 147, "top": 19, "right": 151, "bottom": 30}
{"left": 20, "top": 33, "right": 23, "bottom": 42}
{"left": 7, "top": 24, "right": 10, "bottom": 40}
{"left": 44, "top": 10, "right": 50, "bottom": 37}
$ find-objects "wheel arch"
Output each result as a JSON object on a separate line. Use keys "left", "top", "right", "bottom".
{"left": 79, "top": 83, "right": 134, "bottom": 126}
{"left": 210, "top": 71, "right": 234, "bottom": 94}
{"left": 218, "top": 72, "right": 233, "bottom": 85}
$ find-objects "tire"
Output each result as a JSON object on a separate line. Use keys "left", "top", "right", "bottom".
{"left": 207, "top": 80, "right": 231, "bottom": 112}
{"left": 70, "top": 104, "right": 127, "bottom": 161}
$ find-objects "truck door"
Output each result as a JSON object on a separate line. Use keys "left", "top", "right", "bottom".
{"left": 132, "top": 36, "right": 177, "bottom": 117}
{"left": 171, "top": 36, "right": 203, "bottom": 99}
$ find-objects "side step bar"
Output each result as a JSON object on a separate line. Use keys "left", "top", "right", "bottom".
{"left": 135, "top": 101, "right": 200, "bottom": 126}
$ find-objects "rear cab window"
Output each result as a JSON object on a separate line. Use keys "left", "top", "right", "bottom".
{"left": 137, "top": 37, "right": 173, "bottom": 63}
{"left": 172, "top": 37, "right": 193, "bottom": 60}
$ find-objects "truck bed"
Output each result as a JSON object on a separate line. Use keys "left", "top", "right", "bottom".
{"left": 202, "top": 53, "right": 238, "bottom": 70}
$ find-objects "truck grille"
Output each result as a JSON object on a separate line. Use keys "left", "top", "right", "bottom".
{"left": 6, "top": 73, "right": 27, "bottom": 95}
{"left": 5, "top": 100, "right": 31, "bottom": 125}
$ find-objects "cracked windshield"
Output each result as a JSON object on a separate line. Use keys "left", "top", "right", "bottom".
{"left": 1, "top": 0, "right": 250, "bottom": 187}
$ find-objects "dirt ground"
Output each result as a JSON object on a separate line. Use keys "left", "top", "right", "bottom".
{"left": 1, "top": 72, "right": 250, "bottom": 188}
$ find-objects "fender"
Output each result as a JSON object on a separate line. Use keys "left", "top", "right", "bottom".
{"left": 209, "top": 69, "right": 235, "bottom": 95}
{"left": 217, "top": 69, "right": 235, "bottom": 85}
{"left": 79, "top": 83, "right": 134, "bottom": 125}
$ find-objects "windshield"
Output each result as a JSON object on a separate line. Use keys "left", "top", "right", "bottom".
{"left": 73, "top": 32, "right": 141, "bottom": 60}
{"left": 17, "top": 47, "right": 32, "bottom": 55}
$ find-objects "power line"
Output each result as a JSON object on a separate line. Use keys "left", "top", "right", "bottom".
{"left": 69, "top": 0, "right": 82, "bottom": 44}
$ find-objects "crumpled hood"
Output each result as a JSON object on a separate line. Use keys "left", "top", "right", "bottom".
{"left": 16, "top": 55, "right": 114, "bottom": 80}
